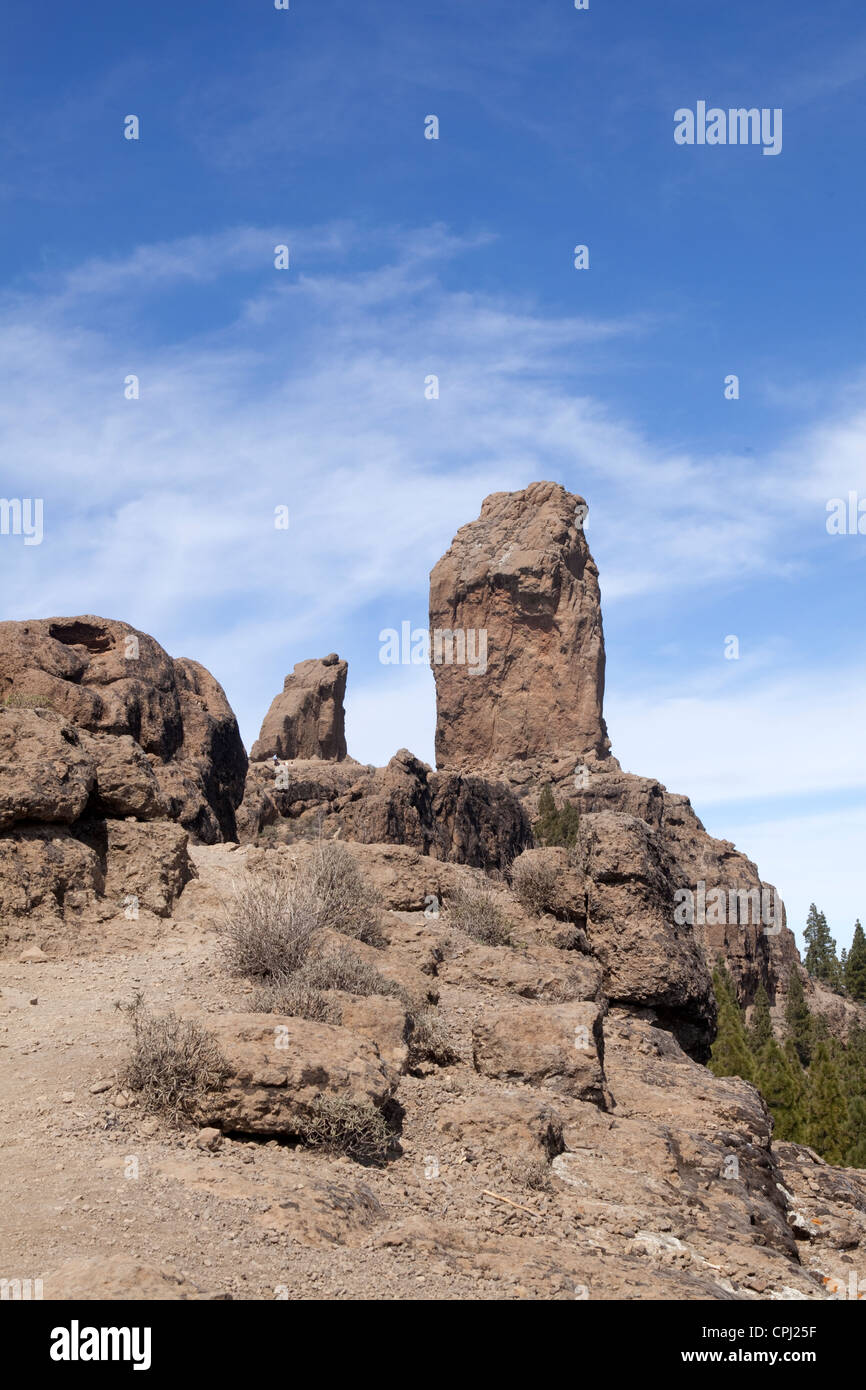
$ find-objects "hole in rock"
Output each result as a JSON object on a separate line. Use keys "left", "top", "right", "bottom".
{"left": 48, "top": 621, "right": 112, "bottom": 654}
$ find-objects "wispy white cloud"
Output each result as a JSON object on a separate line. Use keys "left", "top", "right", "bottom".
{"left": 1, "top": 221, "right": 864, "bottom": 810}
{"left": 609, "top": 664, "right": 866, "bottom": 807}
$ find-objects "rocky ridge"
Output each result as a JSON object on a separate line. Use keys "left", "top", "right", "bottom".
{"left": 1, "top": 487, "right": 863, "bottom": 1301}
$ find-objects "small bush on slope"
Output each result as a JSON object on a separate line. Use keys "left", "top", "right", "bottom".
{"left": 219, "top": 861, "right": 321, "bottom": 980}
{"left": 310, "top": 840, "right": 385, "bottom": 945}
{"left": 296, "top": 1096, "right": 392, "bottom": 1164}
{"left": 117, "top": 993, "right": 229, "bottom": 1126}
{"left": 511, "top": 855, "right": 561, "bottom": 917}
{"left": 446, "top": 877, "right": 511, "bottom": 946}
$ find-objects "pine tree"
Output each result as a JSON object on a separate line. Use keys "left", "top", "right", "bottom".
{"left": 806, "top": 1040, "right": 850, "bottom": 1164}
{"left": 842, "top": 1026, "right": 866, "bottom": 1167}
{"left": 748, "top": 983, "right": 773, "bottom": 1052}
{"left": 845, "top": 921, "right": 866, "bottom": 1001}
{"left": 535, "top": 785, "right": 556, "bottom": 832}
{"left": 709, "top": 961, "right": 755, "bottom": 1083}
{"left": 755, "top": 1036, "right": 805, "bottom": 1142}
{"left": 803, "top": 904, "right": 842, "bottom": 989}
{"left": 783, "top": 1036, "right": 809, "bottom": 1142}
{"left": 785, "top": 969, "right": 813, "bottom": 1067}
{"left": 533, "top": 786, "right": 580, "bottom": 849}
{"left": 846, "top": 1094, "right": 866, "bottom": 1168}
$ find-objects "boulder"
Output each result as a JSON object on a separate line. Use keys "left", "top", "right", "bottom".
{"left": 471, "top": 998, "right": 606, "bottom": 1103}
{"left": 194, "top": 1013, "right": 398, "bottom": 1136}
{"left": 577, "top": 811, "right": 715, "bottom": 1057}
{"left": 0, "top": 616, "right": 247, "bottom": 842}
{"left": 436, "top": 1089, "right": 566, "bottom": 1161}
{"left": 0, "top": 708, "right": 95, "bottom": 829}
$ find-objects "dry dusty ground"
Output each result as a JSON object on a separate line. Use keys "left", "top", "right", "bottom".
{"left": 2, "top": 844, "right": 864, "bottom": 1303}
{"left": 0, "top": 847, "right": 579, "bottom": 1301}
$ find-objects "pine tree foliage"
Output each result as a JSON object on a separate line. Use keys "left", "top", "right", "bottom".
{"left": 706, "top": 959, "right": 866, "bottom": 1167}
{"left": 803, "top": 904, "right": 843, "bottom": 990}
{"left": 748, "top": 984, "right": 773, "bottom": 1052}
{"left": 786, "top": 969, "right": 813, "bottom": 1067}
{"left": 532, "top": 785, "right": 580, "bottom": 849}
{"left": 845, "top": 921, "right": 866, "bottom": 1001}
{"left": 708, "top": 961, "right": 754, "bottom": 1083}
{"left": 806, "top": 1040, "right": 850, "bottom": 1165}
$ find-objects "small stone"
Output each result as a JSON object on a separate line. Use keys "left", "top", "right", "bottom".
{"left": 195, "top": 1127, "right": 223, "bottom": 1152}
{"left": 19, "top": 946, "right": 48, "bottom": 963}
{"left": 61, "top": 1091, "right": 75, "bottom": 1104}
{"left": 90, "top": 1080, "right": 112, "bottom": 1094}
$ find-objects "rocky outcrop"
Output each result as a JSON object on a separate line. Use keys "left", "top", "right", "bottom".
{"left": 238, "top": 749, "right": 531, "bottom": 872}
{"left": 428, "top": 487, "right": 809, "bottom": 1038}
{"left": 0, "top": 617, "right": 247, "bottom": 841}
{"left": 0, "top": 818, "right": 193, "bottom": 956}
{"left": 193, "top": 1013, "right": 400, "bottom": 1135}
{"left": 251, "top": 654, "right": 347, "bottom": 762}
{"left": 429, "top": 481, "right": 610, "bottom": 775}
{"left": 159, "top": 841, "right": 866, "bottom": 1298}
{"left": 577, "top": 811, "right": 716, "bottom": 1056}
{"left": 0, "top": 616, "right": 246, "bottom": 952}
{"left": 471, "top": 997, "right": 606, "bottom": 1103}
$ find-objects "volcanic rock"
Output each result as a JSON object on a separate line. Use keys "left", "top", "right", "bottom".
{"left": 0, "top": 616, "right": 247, "bottom": 841}
{"left": 250, "top": 654, "right": 347, "bottom": 762}
{"left": 194, "top": 1013, "right": 398, "bottom": 1135}
{"left": 429, "top": 481, "right": 610, "bottom": 774}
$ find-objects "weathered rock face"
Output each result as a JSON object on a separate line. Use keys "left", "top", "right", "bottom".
{"left": 0, "top": 818, "right": 193, "bottom": 956}
{"left": 471, "top": 998, "right": 606, "bottom": 1103}
{"left": 426, "top": 486, "right": 821, "bottom": 1040}
{"left": 251, "top": 654, "right": 347, "bottom": 762}
{"left": 0, "top": 617, "right": 247, "bottom": 841}
{"left": 238, "top": 749, "right": 531, "bottom": 872}
{"left": 577, "top": 811, "right": 716, "bottom": 1057}
{"left": 429, "top": 482, "right": 610, "bottom": 775}
{"left": 0, "top": 616, "right": 245, "bottom": 952}
{"left": 194, "top": 1013, "right": 399, "bottom": 1135}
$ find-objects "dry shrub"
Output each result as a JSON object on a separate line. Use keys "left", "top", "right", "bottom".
{"left": 251, "top": 978, "right": 342, "bottom": 1024}
{"left": 407, "top": 1008, "right": 459, "bottom": 1068}
{"left": 300, "top": 942, "right": 401, "bottom": 998}
{"left": 446, "top": 877, "right": 511, "bottom": 946}
{"left": 511, "top": 856, "right": 561, "bottom": 917}
{"left": 296, "top": 1096, "right": 391, "bottom": 1163}
{"left": 219, "top": 861, "right": 321, "bottom": 980}
{"left": 117, "top": 993, "right": 229, "bottom": 1125}
{"left": 507, "top": 1154, "right": 551, "bottom": 1191}
{"left": 311, "top": 841, "right": 384, "bottom": 945}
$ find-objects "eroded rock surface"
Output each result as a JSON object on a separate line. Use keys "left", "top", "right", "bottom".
{"left": 0, "top": 616, "right": 244, "bottom": 953}
{"left": 430, "top": 481, "right": 610, "bottom": 774}
{"left": 250, "top": 654, "right": 348, "bottom": 762}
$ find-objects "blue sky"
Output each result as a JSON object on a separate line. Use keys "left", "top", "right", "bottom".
{"left": 1, "top": 0, "right": 864, "bottom": 950}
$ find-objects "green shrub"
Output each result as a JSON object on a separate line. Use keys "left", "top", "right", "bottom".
{"left": 533, "top": 786, "right": 580, "bottom": 849}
